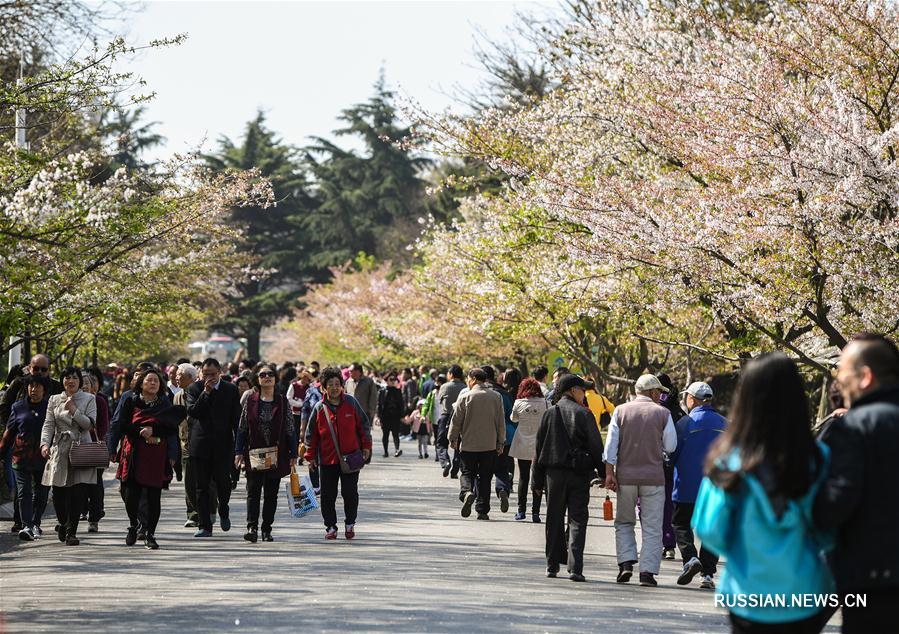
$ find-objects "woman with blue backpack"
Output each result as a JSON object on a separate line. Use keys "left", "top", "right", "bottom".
{"left": 692, "top": 352, "right": 835, "bottom": 633}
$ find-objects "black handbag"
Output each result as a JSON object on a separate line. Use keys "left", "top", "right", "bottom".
{"left": 69, "top": 429, "right": 110, "bottom": 469}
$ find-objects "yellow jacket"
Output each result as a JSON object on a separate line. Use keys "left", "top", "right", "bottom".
{"left": 585, "top": 390, "right": 615, "bottom": 430}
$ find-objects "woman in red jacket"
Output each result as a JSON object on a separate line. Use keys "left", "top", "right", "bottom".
{"left": 305, "top": 366, "right": 372, "bottom": 540}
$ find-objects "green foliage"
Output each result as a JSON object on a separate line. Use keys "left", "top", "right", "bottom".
{"left": 303, "top": 75, "right": 429, "bottom": 266}
{"left": 204, "top": 112, "right": 318, "bottom": 358}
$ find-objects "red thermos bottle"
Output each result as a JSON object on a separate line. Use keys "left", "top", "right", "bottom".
{"left": 603, "top": 494, "right": 613, "bottom": 521}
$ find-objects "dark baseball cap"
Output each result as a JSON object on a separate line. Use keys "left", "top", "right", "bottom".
{"left": 555, "top": 374, "right": 595, "bottom": 395}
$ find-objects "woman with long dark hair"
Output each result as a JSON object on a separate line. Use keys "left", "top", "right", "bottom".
{"left": 693, "top": 353, "right": 834, "bottom": 633}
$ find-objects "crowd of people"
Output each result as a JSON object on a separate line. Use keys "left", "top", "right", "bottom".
{"left": 1, "top": 332, "right": 897, "bottom": 634}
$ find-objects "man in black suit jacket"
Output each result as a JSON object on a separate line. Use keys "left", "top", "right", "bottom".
{"left": 186, "top": 358, "right": 240, "bottom": 536}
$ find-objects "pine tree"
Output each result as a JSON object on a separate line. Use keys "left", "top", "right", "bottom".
{"left": 304, "top": 75, "right": 429, "bottom": 265}
{"left": 205, "top": 112, "right": 317, "bottom": 359}
{"left": 97, "top": 106, "right": 165, "bottom": 171}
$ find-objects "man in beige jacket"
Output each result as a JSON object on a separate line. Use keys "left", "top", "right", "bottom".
{"left": 448, "top": 368, "right": 505, "bottom": 520}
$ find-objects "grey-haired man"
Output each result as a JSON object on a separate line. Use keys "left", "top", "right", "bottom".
{"left": 604, "top": 374, "right": 677, "bottom": 587}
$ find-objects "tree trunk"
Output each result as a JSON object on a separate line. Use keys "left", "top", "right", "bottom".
{"left": 815, "top": 373, "right": 829, "bottom": 424}
{"left": 514, "top": 349, "right": 529, "bottom": 377}
{"left": 246, "top": 329, "right": 261, "bottom": 362}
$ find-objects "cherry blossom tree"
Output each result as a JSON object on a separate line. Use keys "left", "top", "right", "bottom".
{"left": 412, "top": 0, "right": 899, "bottom": 373}
{"left": 0, "top": 146, "right": 273, "bottom": 360}
{"left": 1, "top": 8, "right": 271, "bottom": 364}
{"left": 285, "top": 260, "right": 546, "bottom": 369}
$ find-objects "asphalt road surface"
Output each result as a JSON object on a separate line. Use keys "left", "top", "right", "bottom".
{"left": 0, "top": 437, "right": 842, "bottom": 633}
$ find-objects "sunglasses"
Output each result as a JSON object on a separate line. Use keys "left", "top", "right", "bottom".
{"left": 31, "top": 366, "right": 49, "bottom": 373}
{"left": 257, "top": 372, "right": 275, "bottom": 378}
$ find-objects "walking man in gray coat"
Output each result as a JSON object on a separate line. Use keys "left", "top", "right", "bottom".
{"left": 345, "top": 363, "right": 379, "bottom": 426}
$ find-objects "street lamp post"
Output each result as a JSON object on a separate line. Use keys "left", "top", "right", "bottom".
{"left": 9, "top": 52, "right": 29, "bottom": 372}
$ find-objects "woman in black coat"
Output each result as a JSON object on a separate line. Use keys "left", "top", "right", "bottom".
{"left": 234, "top": 363, "right": 296, "bottom": 543}
{"left": 377, "top": 373, "right": 405, "bottom": 458}
{"left": 656, "top": 373, "right": 685, "bottom": 560}
{"left": 115, "top": 369, "right": 184, "bottom": 549}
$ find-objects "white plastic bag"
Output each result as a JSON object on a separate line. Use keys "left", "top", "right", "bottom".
{"left": 284, "top": 474, "right": 319, "bottom": 519}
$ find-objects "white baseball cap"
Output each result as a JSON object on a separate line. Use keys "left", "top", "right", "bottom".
{"left": 634, "top": 374, "right": 669, "bottom": 393}
{"left": 682, "top": 381, "right": 714, "bottom": 400}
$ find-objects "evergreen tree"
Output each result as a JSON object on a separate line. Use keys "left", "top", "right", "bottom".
{"left": 304, "top": 75, "right": 429, "bottom": 265}
{"left": 97, "top": 106, "right": 165, "bottom": 171}
{"left": 205, "top": 112, "right": 317, "bottom": 359}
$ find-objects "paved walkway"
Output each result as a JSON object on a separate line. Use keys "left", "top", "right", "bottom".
{"left": 1, "top": 438, "right": 840, "bottom": 633}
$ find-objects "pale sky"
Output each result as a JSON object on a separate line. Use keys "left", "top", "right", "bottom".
{"left": 113, "top": 0, "right": 552, "bottom": 159}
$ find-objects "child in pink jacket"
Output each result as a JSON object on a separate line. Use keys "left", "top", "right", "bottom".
{"left": 409, "top": 399, "right": 432, "bottom": 459}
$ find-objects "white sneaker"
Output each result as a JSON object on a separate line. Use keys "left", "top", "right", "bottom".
{"left": 18, "top": 527, "right": 34, "bottom": 541}
{"left": 699, "top": 574, "right": 715, "bottom": 589}
{"left": 32, "top": 526, "right": 43, "bottom": 538}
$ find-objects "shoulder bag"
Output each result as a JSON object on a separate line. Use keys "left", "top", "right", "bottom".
{"left": 69, "top": 428, "right": 110, "bottom": 469}
{"left": 246, "top": 396, "right": 281, "bottom": 471}
{"left": 322, "top": 404, "right": 365, "bottom": 474}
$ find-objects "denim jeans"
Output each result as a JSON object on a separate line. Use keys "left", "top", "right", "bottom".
{"left": 493, "top": 445, "right": 513, "bottom": 495}
{"left": 13, "top": 467, "right": 49, "bottom": 530}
